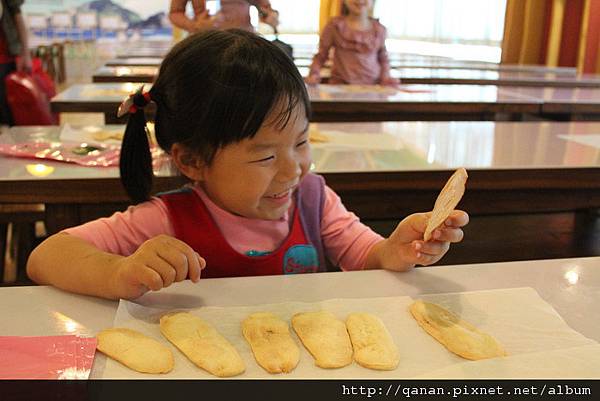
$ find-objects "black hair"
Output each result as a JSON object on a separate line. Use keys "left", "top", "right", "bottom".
{"left": 120, "top": 29, "right": 311, "bottom": 203}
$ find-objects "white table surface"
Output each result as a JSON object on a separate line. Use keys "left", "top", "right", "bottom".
{"left": 1, "top": 257, "right": 599, "bottom": 377}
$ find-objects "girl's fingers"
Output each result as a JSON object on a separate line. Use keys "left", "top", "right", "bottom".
{"left": 155, "top": 246, "right": 187, "bottom": 285}
{"left": 136, "top": 266, "right": 164, "bottom": 292}
{"left": 432, "top": 227, "right": 464, "bottom": 243}
{"left": 415, "top": 240, "right": 450, "bottom": 257}
{"left": 164, "top": 238, "right": 205, "bottom": 283}
{"left": 148, "top": 252, "right": 178, "bottom": 287}
{"left": 445, "top": 210, "right": 469, "bottom": 227}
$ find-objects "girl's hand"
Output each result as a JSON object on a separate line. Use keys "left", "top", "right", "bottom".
{"left": 304, "top": 75, "right": 320, "bottom": 86}
{"left": 261, "top": 10, "right": 280, "bottom": 28}
{"left": 110, "top": 235, "right": 206, "bottom": 299}
{"left": 380, "top": 76, "right": 400, "bottom": 87}
{"left": 374, "top": 210, "right": 469, "bottom": 271}
{"left": 192, "top": 10, "right": 223, "bottom": 32}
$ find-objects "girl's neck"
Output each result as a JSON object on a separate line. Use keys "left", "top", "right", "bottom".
{"left": 345, "top": 13, "right": 371, "bottom": 30}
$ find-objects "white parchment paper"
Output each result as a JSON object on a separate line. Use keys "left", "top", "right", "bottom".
{"left": 100, "top": 287, "right": 599, "bottom": 379}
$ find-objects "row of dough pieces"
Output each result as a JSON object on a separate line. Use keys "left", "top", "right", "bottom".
{"left": 97, "top": 300, "right": 507, "bottom": 377}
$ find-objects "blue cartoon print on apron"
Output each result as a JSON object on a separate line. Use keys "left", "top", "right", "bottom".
{"left": 283, "top": 245, "right": 319, "bottom": 274}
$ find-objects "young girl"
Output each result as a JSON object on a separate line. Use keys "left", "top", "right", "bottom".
{"left": 27, "top": 30, "right": 467, "bottom": 300}
{"left": 306, "top": 0, "right": 398, "bottom": 86}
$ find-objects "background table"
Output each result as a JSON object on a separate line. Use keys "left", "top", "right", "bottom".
{"left": 1, "top": 121, "right": 599, "bottom": 265}
{"left": 395, "top": 68, "right": 600, "bottom": 88}
{"left": 51, "top": 83, "right": 546, "bottom": 123}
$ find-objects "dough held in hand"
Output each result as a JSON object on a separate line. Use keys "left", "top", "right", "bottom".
{"left": 242, "top": 312, "right": 300, "bottom": 373}
{"left": 96, "top": 328, "right": 174, "bottom": 374}
{"left": 346, "top": 312, "right": 399, "bottom": 370}
{"left": 410, "top": 300, "right": 507, "bottom": 360}
{"left": 160, "top": 312, "right": 245, "bottom": 377}
{"left": 292, "top": 311, "right": 353, "bottom": 369}
{"left": 424, "top": 167, "right": 468, "bottom": 241}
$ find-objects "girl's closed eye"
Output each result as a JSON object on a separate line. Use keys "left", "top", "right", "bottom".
{"left": 296, "top": 139, "right": 308, "bottom": 147}
{"left": 251, "top": 155, "right": 275, "bottom": 163}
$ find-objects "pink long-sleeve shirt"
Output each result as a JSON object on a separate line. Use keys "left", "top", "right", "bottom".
{"left": 309, "top": 16, "right": 393, "bottom": 84}
{"left": 64, "top": 184, "right": 383, "bottom": 271}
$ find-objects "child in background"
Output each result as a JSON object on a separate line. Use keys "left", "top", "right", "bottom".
{"left": 168, "top": 0, "right": 279, "bottom": 33}
{"left": 306, "top": 0, "right": 398, "bottom": 86}
{"left": 27, "top": 30, "right": 467, "bottom": 301}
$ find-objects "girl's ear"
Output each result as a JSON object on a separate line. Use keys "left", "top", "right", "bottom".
{"left": 170, "top": 143, "right": 206, "bottom": 181}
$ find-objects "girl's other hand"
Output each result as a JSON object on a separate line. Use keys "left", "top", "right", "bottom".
{"left": 304, "top": 75, "right": 320, "bottom": 86}
{"left": 111, "top": 235, "right": 206, "bottom": 299}
{"left": 193, "top": 10, "right": 223, "bottom": 32}
{"left": 377, "top": 210, "right": 469, "bottom": 271}
{"left": 262, "top": 10, "right": 280, "bottom": 28}
{"left": 380, "top": 76, "right": 400, "bottom": 87}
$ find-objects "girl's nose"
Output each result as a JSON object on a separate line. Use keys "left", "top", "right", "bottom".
{"left": 277, "top": 155, "right": 302, "bottom": 182}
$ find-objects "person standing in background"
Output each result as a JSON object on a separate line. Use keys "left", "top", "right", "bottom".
{"left": 306, "top": 0, "right": 398, "bottom": 86}
{"left": 169, "top": 0, "right": 279, "bottom": 33}
{"left": 0, "top": 0, "right": 32, "bottom": 125}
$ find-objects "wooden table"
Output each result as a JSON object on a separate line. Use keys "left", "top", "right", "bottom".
{"left": 1, "top": 122, "right": 599, "bottom": 265}
{"left": 395, "top": 68, "right": 600, "bottom": 88}
{"left": 92, "top": 66, "right": 157, "bottom": 83}
{"left": 93, "top": 64, "right": 594, "bottom": 90}
{"left": 499, "top": 86, "right": 600, "bottom": 120}
{"left": 50, "top": 83, "right": 152, "bottom": 123}
{"left": 105, "top": 57, "right": 163, "bottom": 67}
{"left": 1, "top": 256, "right": 599, "bottom": 378}
{"left": 51, "top": 83, "right": 544, "bottom": 123}
{"left": 293, "top": 57, "right": 577, "bottom": 75}
{"left": 308, "top": 84, "right": 543, "bottom": 122}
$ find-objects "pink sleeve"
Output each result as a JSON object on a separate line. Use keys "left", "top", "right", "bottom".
{"left": 377, "top": 24, "right": 392, "bottom": 79}
{"left": 309, "top": 22, "right": 335, "bottom": 80}
{"left": 320, "top": 186, "right": 384, "bottom": 271}
{"left": 62, "top": 197, "right": 174, "bottom": 256}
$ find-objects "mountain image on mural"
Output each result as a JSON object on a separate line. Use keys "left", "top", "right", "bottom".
{"left": 76, "top": 0, "right": 167, "bottom": 29}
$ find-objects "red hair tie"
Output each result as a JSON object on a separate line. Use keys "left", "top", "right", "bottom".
{"left": 117, "top": 86, "right": 152, "bottom": 118}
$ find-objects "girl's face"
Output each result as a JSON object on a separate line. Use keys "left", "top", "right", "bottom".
{"left": 198, "top": 105, "right": 311, "bottom": 220}
{"left": 344, "top": 0, "right": 372, "bottom": 15}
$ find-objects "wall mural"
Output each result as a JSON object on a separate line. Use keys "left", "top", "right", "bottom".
{"left": 23, "top": 0, "right": 173, "bottom": 40}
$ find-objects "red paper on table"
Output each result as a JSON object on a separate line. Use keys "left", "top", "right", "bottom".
{"left": 0, "top": 335, "right": 97, "bottom": 379}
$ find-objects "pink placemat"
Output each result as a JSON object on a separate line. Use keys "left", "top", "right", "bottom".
{"left": 0, "top": 335, "right": 97, "bottom": 379}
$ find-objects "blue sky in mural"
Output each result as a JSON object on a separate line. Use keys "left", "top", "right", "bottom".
{"left": 23, "top": 0, "right": 167, "bottom": 19}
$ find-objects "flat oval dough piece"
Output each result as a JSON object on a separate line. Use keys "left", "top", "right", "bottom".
{"left": 160, "top": 312, "right": 245, "bottom": 377}
{"left": 346, "top": 313, "right": 399, "bottom": 370}
{"left": 409, "top": 300, "right": 507, "bottom": 360}
{"left": 91, "top": 130, "right": 124, "bottom": 142}
{"left": 291, "top": 311, "right": 353, "bottom": 369}
{"left": 308, "top": 128, "right": 329, "bottom": 143}
{"left": 424, "top": 167, "right": 468, "bottom": 241}
{"left": 242, "top": 312, "right": 300, "bottom": 373}
{"left": 96, "top": 328, "right": 174, "bottom": 374}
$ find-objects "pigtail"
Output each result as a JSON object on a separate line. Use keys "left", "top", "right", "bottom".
{"left": 119, "top": 91, "right": 153, "bottom": 204}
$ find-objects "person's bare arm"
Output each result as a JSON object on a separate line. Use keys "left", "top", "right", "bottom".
{"left": 13, "top": 12, "right": 31, "bottom": 72}
{"left": 27, "top": 233, "right": 127, "bottom": 299}
{"left": 27, "top": 232, "right": 204, "bottom": 300}
{"left": 169, "top": 0, "right": 218, "bottom": 32}
{"left": 306, "top": 22, "right": 334, "bottom": 84}
{"left": 250, "top": 0, "right": 279, "bottom": 28}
